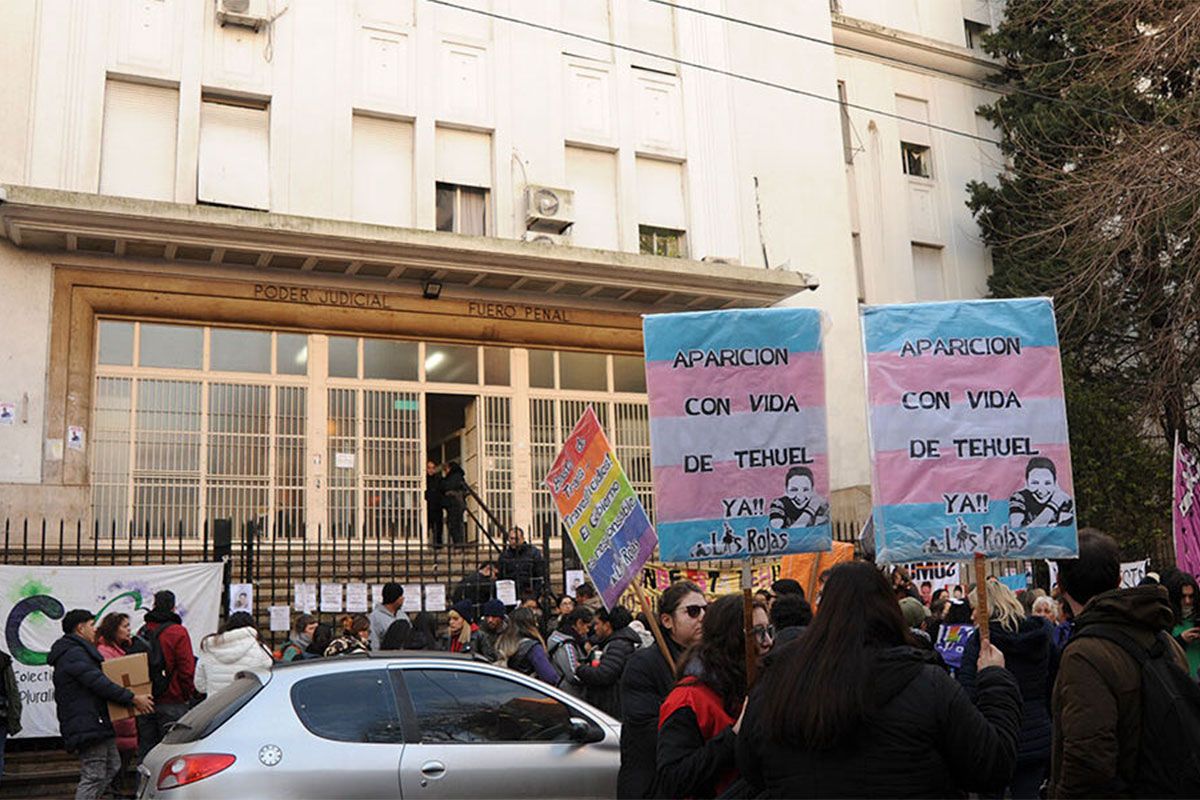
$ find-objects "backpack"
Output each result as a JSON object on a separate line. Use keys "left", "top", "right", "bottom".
{"left": 1072, "top": 624, "right": 1200, "bottom": 797}
{"left": 134, "top": 622, "right": 176, "bottom": 699}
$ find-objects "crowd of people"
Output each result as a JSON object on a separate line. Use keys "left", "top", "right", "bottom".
{"left": 10, "top": 525, "right": 1199, "bottom": 799}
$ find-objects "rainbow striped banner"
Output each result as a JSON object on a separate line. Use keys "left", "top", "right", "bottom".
{"left": 544, "top": 407, "right": 657, "bottom": 609}
{"left": 643, "top": 308, "right": 832, "bottom": 562}
{"left": 862, "top": 298, "right": 1078, "bottom": 563}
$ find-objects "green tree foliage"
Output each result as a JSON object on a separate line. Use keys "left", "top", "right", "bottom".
{"left": 968, "top": 0, "right": 1200, "bottom": 554}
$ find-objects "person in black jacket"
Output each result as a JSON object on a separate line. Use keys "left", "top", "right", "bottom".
{"left": 498, "top": 526, "right": 546, "bottom": 596}
{"left": 958, "top": 580, "right": 1056, "bottom": 799}
{"left": 441, "top": 462, "right": 469, "bottom": 545}
{"left": 737, "top": 561, "right": 1022, "bottom": 798}
{"left": 425, "top": 459, "right": 445, "bottom": 546}
{"left": 618, "top": 581, "right": 706, "bottom": 799}
{"left": 452, "top": 561, "right": 498, "bottom": 622}
{"left": 576, "top": 606, "right": 639, "bottom": 720}
{"left": 49, "top": 609, "right": 154, "bottom": 800}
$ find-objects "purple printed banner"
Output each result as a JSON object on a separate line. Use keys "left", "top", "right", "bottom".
{"left": 1174, "top": 438, "right": 1200, "bottom": 577}
{"left": 643, "top": 308, "right": 831, "bottom": 562}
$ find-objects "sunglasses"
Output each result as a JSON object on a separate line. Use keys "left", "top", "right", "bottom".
{"left": 681, "top": 604, "right": 708, "bottom": 619}
{"left": 751, "top": 624, "right": 776, "bottom": 642}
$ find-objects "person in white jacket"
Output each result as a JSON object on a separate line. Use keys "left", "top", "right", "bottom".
{"left": 195, "top": 612, "right": 273, "bottom": 696}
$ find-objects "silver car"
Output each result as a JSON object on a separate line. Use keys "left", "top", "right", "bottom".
{"left": 136, "top": 652, "right": 620, "bottom": 799}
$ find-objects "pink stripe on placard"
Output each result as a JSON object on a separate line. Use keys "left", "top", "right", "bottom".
{"left": 873, "top": 442, "right": 1074, "bottom": 506}
{"left": 654, "top": 454, "right": 830, "bottom": 522}
{"left": 866, "top": 346, "right": 1065, "bottom": 408}
{"left": 646, "top": 352, "right": 825, "bottom": 418}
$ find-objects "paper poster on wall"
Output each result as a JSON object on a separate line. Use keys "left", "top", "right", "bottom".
{"left": 335, "top": 452, "right": 355, "bottom": 470}
{"left": 345, "top": 583, "right": 369, "bottom": 613}
{"left": 863, "top": 299, "right": 1079, "bottom": 563}
{"left": 293, "top": 583, "right": 317, "bottom": 613}
{"left": 0, "top": 402, "right": 14, "bottom": 426}
{"left": 544, "top": 408, "right": 658, "bottom": 609}
{"left": 0, "top": 563, "right": 222, "bottom": 738}
{"left": 402, "top": 584, "right": 422, "bottom": 613}
{"left": 495, "top": 579, "right": 517, "bottom": 607}
{"left": 320, "top": 583, "right": 344, "bottom": 613}
{"left": 565, "top": 569, "right": 586, "bottom": 597}
{"left": 228, "top": 583, "right": 253, "bottom": 614}
{"left": 643, "top": 308, "right": 832, "bottom": 561}
{"left": 371, "top": 584, "right": 384, "bottom": 608}
{"left": 268, "top": 605, "right": 292, "bottom": 632}
{"left": 67, "top": 425, "right": 85, "bottom": 452}
{"left": 424, "top": 584, "right": 447, "bottom": 612}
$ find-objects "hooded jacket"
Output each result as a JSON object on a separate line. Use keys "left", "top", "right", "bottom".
{"left": 0, "top": 650, "right": 22, "bottom": 736}
{"left": 736, "top": 645, "right": 1022, "bottom": 798}
{"left": 958, "top": 615, "right": 1056, "bottom": 766}
{"left": 618, "top": 635, "right": 686, "bottom": 798}
{"left": 96, "top": 640, "right": 137, "bottom": 753}
{"left": 498, "top": 542, "right": 546, "bottom": 595}
{"left": 139, "top": 609, "right": 195, "bottom": 705}
{"left": 1050, "top": 586, "right": 1187, "bottom": 799}
{"left": 48, "top": 634, "right": 135, "bottom": 753}
{"left": 194, "top": 627, "right": 273, "bottom": 696}
{"left": 547, "top": 628, "right": 586, "bottom": 698}
{"left": 576, "top": 625, "right": 641, "bottom": 720}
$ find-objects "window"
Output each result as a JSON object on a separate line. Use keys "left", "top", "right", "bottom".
{"left": 276, "top": 333, "right": 308, "bottom": 376}
{"left": 529, "top": 350, "right": 555, "bottom": 389}
{"left": 636, "top": 158, "right": 687, "bottom": 255}
{"left": 896, "top": 95, "right": 933, "bottom": 179}
{"left": 403, "top": 668, "right": 575, "bottom": 743}
{"left": 837, "top": 81, "right": 854, "bottom": 165}
{"left": 613, "top": 355, "right": 647, "bottom": 393}
{"left": 559, "top": 351, "right": 607, "bottom": 391}
{"left": 100, "top": 80, "right": 179, "bottom": 201}
{"left": 436, "top": 128, "right": 491, "bottom": 235}
{"left": 292, "top": 671, "right": 404, "bottom": 743}
{"left": 363, "top": 339, "right": 419, "bottom": 381}
{"left": 435, "top": 183, "right": 488, "bottom": 235}
{"left": 639, "top": 226, "right": 686, "bottom": 258}
{"left": 483, "top": 348, "right": 510, "bottom": 386}
{"left": 164, "top": 675, "right": 264, "bottom": 744}
{"left": 425, "top": 344, "right": 478, "bottom": 384}
{"left": 964, "top": 20, "right": 989, "bottom": 51}
{"left": 901, "top": 142, "right": 932, "bottom": 178}
{"left": 198, "top": 97, "right": 270, "bottom": 210}
{"left": 565, "top": 147, "right": 619, "bottom": 249}
{"left": 352, "top": 115, "right": 414, "bottom": 227}
{"left": 912, "top": 244, "right": 946, "bottom": 301}
{"left": 139, "top": 324, "right": 203, "bottom": 370}
{"left": 98, "top": 321, "right": 135, "bottom": 366}
{"left": 211, "top": 328, "right": 271, "bottom": 373}
{"left": 329, "top": 337, "right": 359, "bottom": 378}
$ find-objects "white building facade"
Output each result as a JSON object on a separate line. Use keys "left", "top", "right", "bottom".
{"left": 0, "top": 0, "right": 1000, "bottom": 544}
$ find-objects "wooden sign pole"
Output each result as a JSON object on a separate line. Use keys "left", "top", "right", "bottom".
{"left": 742, "top": 564, "right": 758, "bottom": 689}
{"left": 632, "top": 577, "right": 676, "bottom": 675}
{"left": 973, "top": 552, "right": 991, "bottom": 645}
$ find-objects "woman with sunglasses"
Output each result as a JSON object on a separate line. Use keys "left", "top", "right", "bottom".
{"left": 618, "top": 580, "right": 706, "bottom": 799}
{"left": 656, "top": 594, "right": 753, "bottom": 798}
{"left": 736, "top": 561, "right": 1022, "bottom": 798}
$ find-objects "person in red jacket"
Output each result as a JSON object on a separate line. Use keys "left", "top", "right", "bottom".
{"left": 135, "top": 590, "right": 195, "bottom": 760}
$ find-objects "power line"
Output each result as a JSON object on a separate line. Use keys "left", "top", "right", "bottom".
{"left": 647, "top": 0, "right": 1159, "bottom": 131}
{"left": 426, "top": 0, "right": 1001, "bottom": 146}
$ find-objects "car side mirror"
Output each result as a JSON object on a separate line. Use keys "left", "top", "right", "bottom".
{"left": 568, "top": 717, "right": 604, "bottom": 744}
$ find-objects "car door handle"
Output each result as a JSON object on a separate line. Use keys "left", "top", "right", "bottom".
{"left": 420, "top": 761, "right": 446, "bottom": 778}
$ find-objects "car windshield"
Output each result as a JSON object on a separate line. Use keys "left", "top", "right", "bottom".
{"left": 163, "top": 674, "right": 264, "bottom": 744}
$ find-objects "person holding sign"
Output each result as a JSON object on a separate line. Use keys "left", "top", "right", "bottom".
{"left": 736, "top": 562, "right": 1021, "bottom": 797}
{"left": 1008, "top": 457, "right": 1075, "bottom": 529}
{"left": 768, "top": 467, "right": 831, "bottom": 530}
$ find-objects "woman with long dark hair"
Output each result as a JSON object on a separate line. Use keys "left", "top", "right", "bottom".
{"left": 656, "top": 594, "right": 749, "bottom": 798}
{"left": 737, "top": 561, "right": 1022, "bottom": 798}
{"left": 1162, "top": 567, "right": 1200, "bottom": 679}
{"left": 496, "top": 607, "right": 560, "bottom": 685}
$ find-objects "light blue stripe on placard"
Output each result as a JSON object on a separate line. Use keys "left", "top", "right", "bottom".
{"left": 873, "top": 501, "right": 1078, "bottom": 563}
{"left": 643, "top": 308, "right": 823, "bottom": 363}
{"left": 656, "top": 516, "right": 832, "bottom": 563}
{"left": 862, "top": 298, "right": 1060, "bottom": 354}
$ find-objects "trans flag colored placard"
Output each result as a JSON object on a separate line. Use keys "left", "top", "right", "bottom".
{"left": 643, "top": 308, "right": 832, "bottom": 562}
{"left": 544, "top": 407, "right": 657, "bottom": 609}
{"left": 863, "top": 298, "right": 1078, "bottom": 563}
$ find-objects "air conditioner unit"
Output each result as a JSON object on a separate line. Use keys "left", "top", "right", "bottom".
{"left": 522, "top": 230, "right": 570, "bottom": 246}
{"left": 216, "top": 0, "right": 270, "bottom": 31}
{"left": 524, "top": 185, "right": 575, "bottom": 234}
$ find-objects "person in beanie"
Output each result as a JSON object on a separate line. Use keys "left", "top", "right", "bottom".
{"left": 50, "top": 609, "right": 154, "bottom": 800}
{"left": 135, "top": 590, "right": 194, "bottom": 759}
{"left": 442, "top": 601, "right": 478, "bottom": 653}
{"left": 477, "top": 599, "right": 507, "bottom": 663}
{"left": 368, "top": 583, "right": 409, "bottom": 652}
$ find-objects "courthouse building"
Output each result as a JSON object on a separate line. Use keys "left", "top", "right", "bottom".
{"left": 0, "top": 0, "right": 1001, "bottom": 547}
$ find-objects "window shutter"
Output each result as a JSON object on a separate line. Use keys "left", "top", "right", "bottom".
{"left": 352, "top": 115, "right": 414, "bottom": 226}
{"left": 636, "top": 157, "right": 686, "bottom": 230}
{"left": 435, "top": 128, "right": 491, "bottom": 188}
{"left": 198, "top": 100, "right": 270, "bottom": 210}
{"left": 100, "top": 80, "right": 179, "bottom": 201}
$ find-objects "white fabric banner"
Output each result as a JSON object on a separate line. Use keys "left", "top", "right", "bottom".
{"left": 1120, "top": 559, "right": 1149, "bottom": 589}
{"left": 0, "top": 562, "right": 223, "bottom": 738}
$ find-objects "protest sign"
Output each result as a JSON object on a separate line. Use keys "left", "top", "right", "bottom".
{"left": 1174, "top": 437, "right": 1200, "bottom": 576}
{"left": 1120, "top": 559, "right": 1149, "bottom": 588}
{"left": 640, "top": 561, "right": 781, "bottom": 599}
{"left": 293, "top": 582, "right": 317, "bottom": 613}
{"left": 862, "top": 299, "right": 1079, "bottom": 563}
{"left": 997, "top": 573, "right": 1028, "bottom": 593}
{"left": 935, "top": 623, "right": 975, "bottom": 672}
{"left": 643, "top": 308, "right": 832, "bottom": 561}
{"left": 909, "top": 562, "right": 961, "bottom": 596}
{"left": 0, "top": 563, "right": 222, "bottom": 738}
{"left": 545, "top": 407, "right": 657, "bottom": 609}
{"left": 778, "top": 541, "right": 855, "bottom": 599}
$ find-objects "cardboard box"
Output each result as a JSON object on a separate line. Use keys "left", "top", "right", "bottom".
{"left": 102, "top": 653, "right": 151, "bottom": 721}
